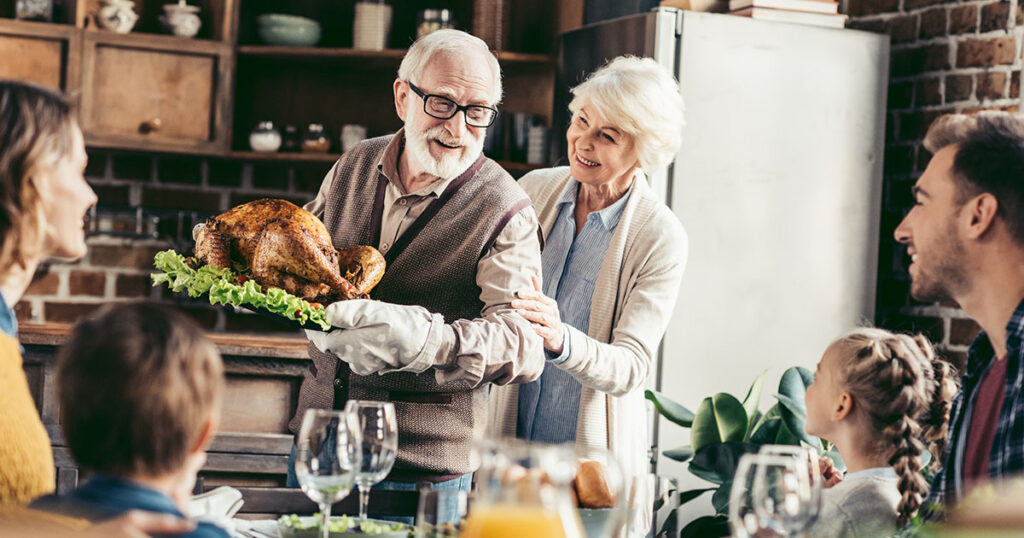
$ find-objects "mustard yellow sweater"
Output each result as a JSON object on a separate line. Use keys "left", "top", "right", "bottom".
{"left": 0, "top": 332, "right": 54, "bottom": 507}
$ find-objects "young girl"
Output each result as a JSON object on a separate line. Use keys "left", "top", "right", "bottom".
{"left": 804, "top": 328, "right": 958, "bottom": 536}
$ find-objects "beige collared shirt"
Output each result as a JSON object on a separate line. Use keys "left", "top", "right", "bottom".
{"left": 306, "top": 132, "right": 544, "bottom": 387}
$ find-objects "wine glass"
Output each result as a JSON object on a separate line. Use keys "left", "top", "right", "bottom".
{"left": 345, "top": 400, "right": 398, "bottom": 522}
{"left": 729, "top": 454, "right": 770, "bottom": 538}
{"left": 751, "top": 454, "right": 815, "bottom": 536}
{"left": 295, "top": 409, "right": 362, "bottom": 538}
{"left": 758, "top": 444, "right": 822, "bottom": 531}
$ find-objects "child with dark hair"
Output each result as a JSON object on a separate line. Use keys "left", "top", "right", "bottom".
{"left": 804, "top": 328, "right": 958, "bottom": 536}
{"left": 31, "top": 302, "right": 228, "bottom": 538}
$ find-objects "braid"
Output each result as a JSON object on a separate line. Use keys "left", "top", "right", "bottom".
{"left": 835, "top": 329, "right": 958, "bottom": 527}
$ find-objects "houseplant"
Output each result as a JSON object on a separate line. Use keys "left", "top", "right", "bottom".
{"left": 645, "top": 367, "right": 843, "bottom": 537}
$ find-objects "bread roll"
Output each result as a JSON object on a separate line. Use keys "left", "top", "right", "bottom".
{"left": 574, "top": 460, "right": 615, "bottom": 508}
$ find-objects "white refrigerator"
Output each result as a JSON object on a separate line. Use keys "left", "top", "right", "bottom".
{"left": 556, "top": 8, "right": 890, "bottom": 526}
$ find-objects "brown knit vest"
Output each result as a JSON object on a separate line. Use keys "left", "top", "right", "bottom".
{"left": 290, "top": 134, "right": 530, "bottom": 478}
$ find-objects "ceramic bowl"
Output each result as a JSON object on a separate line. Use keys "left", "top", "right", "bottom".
{"left": 257, "top": 14, "right": 322, "bottom": 47}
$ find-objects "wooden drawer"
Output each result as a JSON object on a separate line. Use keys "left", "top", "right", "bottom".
{"left": 80, "top": 32, "right": 233, "bottom": 153}
{"left": 0, "top": 19, "right": 80, "bottom": 92}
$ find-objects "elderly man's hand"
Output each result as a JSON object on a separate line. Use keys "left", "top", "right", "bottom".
{"left": 305, "top": 299, "right": 444, "bottom": 376}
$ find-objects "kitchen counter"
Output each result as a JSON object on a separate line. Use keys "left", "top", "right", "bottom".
{"left": 20, "top": 323, "right": 311, "bottom": 497}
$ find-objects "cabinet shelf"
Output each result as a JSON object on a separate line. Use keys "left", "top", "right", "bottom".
{"left": 237, "top": 45, "right": 553, "bottom": 65}
{"left": 227, "top": 150, "right": 545, "bottom": 173}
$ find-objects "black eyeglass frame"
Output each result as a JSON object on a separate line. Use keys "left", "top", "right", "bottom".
{"left": 407, "top": 81, "right": 499, "bottom": 128}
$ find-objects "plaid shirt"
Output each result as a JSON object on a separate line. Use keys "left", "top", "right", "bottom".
{"left": 922, "top": 297, "right": 1024, "bottom": 520}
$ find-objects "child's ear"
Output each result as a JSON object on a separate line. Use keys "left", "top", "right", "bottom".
{"left": 190, "top": 417, "right": 217, "bottom": 455}
{"left": 833, "top": 392, "right": 854, "bottom": 421}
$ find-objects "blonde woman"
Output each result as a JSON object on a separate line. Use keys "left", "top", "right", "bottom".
{"left": 804, "top": 328, "right": 958, "bottom": 536}
{"left": 0, "top": 80, "right": 190, "bottom": 537}
{"left": 488, "top": 56, "right": 687, "bottom": 536}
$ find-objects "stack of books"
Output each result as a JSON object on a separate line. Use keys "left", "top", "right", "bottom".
{"left": 729, "top": 0, "right": 848, "bottom": 28}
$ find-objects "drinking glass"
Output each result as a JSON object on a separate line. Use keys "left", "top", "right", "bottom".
{"left": 345, "top": 400, "right": 398, "bottom": 521}
{"left": 295, "top": 409, "right": 362, "bottom": 538}
{"left": 751, "top": 454, "right": 815, "bottom": 536}
{"left": 729, "top": 454, "right": 768, "bottom": 538}
{"left": 415, "top": 489, "right": 469, "bottom": 537}
{"left": 758, "top": 444, "right": 823, "bottom": 531}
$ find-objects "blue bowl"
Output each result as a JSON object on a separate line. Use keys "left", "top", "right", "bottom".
{"left": 257, "top": 14, "right": 322, "bottom": 47}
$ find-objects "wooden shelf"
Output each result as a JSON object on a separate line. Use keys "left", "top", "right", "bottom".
{"left": 237, "top": 45, "right": 553, "bottom": 65}
{"left": 228, "top": 151, "right": 545, "bottom": 172}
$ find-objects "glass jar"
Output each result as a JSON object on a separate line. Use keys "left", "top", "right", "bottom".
{"left": 302, "top": 123, "right": 331, "bottom": 153}
{"left": 16, "top": 0, "right": 53, "bottom": 21}
{"left": 249, "top": 121, "right": 281, "bottom": 152}
{"left": 281, "top": 124, "right": 301, "bottom": 152}
{"left": 416, "top": 9, "right": 455, "bottom": 39}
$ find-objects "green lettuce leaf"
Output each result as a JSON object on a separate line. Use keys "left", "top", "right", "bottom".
{"left": 151, "top": 249, "right": 331, "bottom": 330}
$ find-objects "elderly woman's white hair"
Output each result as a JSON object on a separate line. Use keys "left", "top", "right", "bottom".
{"left": 569, "top": 56, "right": 685, "bottom": 172}
{"left": 397, "top": 29, "right": 503, "bottom": 104}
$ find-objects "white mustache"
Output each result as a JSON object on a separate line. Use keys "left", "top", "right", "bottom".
{"left": 425, "top": 126, "right": 466, "bottom": 147}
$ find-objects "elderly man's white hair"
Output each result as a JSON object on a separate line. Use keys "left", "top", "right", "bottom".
{"left": 397, "top": 29, "right": 503, "bottom": 104}
{"left": 569, "top": 56, "right": 685, "bottom": 172}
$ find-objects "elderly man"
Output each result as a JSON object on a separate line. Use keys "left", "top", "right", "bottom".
{"left": 895, "top": 112, "right": 1024, "bottom": 518}
{"left": 287, "top": 30, "right": 545, "bottom": 500}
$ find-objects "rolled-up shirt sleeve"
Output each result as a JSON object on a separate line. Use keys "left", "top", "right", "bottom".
{"left": 428, "top": 205, "right": 546, "bottom": 388}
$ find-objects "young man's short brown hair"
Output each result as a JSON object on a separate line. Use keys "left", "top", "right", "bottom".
{"left": 57, "top": 302, "right": 224, "bottom": 478}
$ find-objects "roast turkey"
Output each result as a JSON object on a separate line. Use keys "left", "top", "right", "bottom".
{"left": 194, "top": 198, "right": 385, "bottom": 301}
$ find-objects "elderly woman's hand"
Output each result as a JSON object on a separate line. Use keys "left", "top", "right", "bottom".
{"left": 513, "top": 277, "right": 565, "bottom": 354}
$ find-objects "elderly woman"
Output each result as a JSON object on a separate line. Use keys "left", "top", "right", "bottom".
{"left": 488, "top": 56, "right": 687, "bottom": 535}
{"left": 0, "top": 80, "right": 190, "bottom": 537}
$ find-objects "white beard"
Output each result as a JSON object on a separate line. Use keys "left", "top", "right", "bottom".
{"left": 405, "top": 124, "right": 485, "bottom": 180}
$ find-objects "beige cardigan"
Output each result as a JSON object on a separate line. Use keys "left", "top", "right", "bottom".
{"left": 487, "top": 167, "right": 687, "bottom": 536}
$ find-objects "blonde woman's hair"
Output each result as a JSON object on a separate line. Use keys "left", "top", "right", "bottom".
{"left": 0, "top": 80, "right": 76, "bottom": 273}
{"left": 832, "top": 328, "right": 958, "bottom": 527}
{"left": 569, "top": 55, "right": 685, "bottom": 173}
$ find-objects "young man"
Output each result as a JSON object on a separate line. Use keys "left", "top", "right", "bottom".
{"left": 290, "top": 29, "right": 544, "bottom": 506}
{"left": 32, "top": 302, "right": 227, "bottom": 537}
{"left": 894, "top": 112, "right": 1024, "bottom": 516}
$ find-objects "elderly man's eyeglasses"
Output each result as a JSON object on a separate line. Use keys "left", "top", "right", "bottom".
{"left": 407, "top": 82, "right": 498, "bottom": 128}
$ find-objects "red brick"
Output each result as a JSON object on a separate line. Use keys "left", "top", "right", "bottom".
{"left": 111, "top": 153, "right": 153, "bottom": 181}
{"left": 892, "top": 44, "right": 951, "bottom": 77}
{"left": 90, "top": 245, "right": 164, "bottom": 270}
{"left": 167, "top": 304, "right": 219, "bottom": 330}
{"left": 980, "top": 2, "right": 1010, "bottom": 32}
{"left": 140, "top": 186, "right": 222, "bottom": 212}
{"left": 916, "top": 77, "right": 942, "bottom": 105}
{"left": 157, "top": 155, "right": 202, "bottom": 185}
{"left": 84, "top": 153, "right": 108, "bottom": 179}
{"left": 1011, "top": 70, "right": 1020, "bottom": 98}
{"left": 847, "top": 18, "right": 886, "bottom": 33}
{"left": 44, "top": 302, "right": 102, "bottom": 324}
{"left": 904, "top": 0, "right": 945, "bottom": 11}
{"left": 889, "top": 15, "right": 918, "bottom": 43}
{"left": 294, "top": 163, "right": 330, "bottom": 195}
{"left": 945, "top": 74, "right": 974, "bottom": 102}
{"left": 115, "top": 274, "right": 152, "bottom": 298}
{"left": 898, "top": 109, "right": 945, "bottom": 141}
{"left": 26, "top": 272, "right": 60, "bottom": 295}
{"left": 949, "top": 4, "right": 978, "bottom": 34}
{"left": 207, "top": 159, "right": 244, "bottom": 187}
{"left": 957, "top": 37, "right": 1017, "bottom": 67}
{"left": 919, "top": 8, "right": 947, "bottom": 39}
{"left": 69, "top": 271, "right": 106, "bottom": 296}
{"left": 917, "top": 145, "right": 935, "bottom": 172}
{"left": 889, "top": 81, "right": 914, "bottom": 109}
{"left": 89, "top": 184, "right": 131, "bottom": 207}
{"left": 976, "top": 71, "right": 1008, "bottom": 100}
{"left": 849, "top": 0, "right": 900, "bottom": 17}
{"left": 943, "top": 349, "right": 968, "bottom": 372}
{"left": 251, "top": 163, "right": 291, "bottom": 191}
{"left": 949, "top": 318, "right": 981, "bottom": 346}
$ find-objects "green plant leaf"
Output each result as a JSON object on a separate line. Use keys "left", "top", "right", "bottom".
{"left": 774, "top": 417, "right": 804, "bottom": 446}
{"left": 645, "top": 389, "right": 695, "bottom": 427}
{"left": 749, "top": 417, "right": 783, "bottom": 445}
{"left": 680, "top": 515, "right": 730, "bottom": 538}
{"left": 664, "top": 445, "right": 694, "bottom": 463}
{"left": 741, "top": 370, "right": 767, "bottom": 421}
{"left": 688, "top": 441, "right": 759, "bottom": 486}
{"left": 778, "top": 366, "right": 814, "bottom": 401}
{"left": 711, "top": 481, "right": 732, "bottom": 515}
{"left": 773, "top": 366, "right": 823, "bottom": 449}
{"left": 678, "top": 487, "right": 715, "bottom": 506}
{"left": 691, "top": 393, "right": 748, "bottom": 452}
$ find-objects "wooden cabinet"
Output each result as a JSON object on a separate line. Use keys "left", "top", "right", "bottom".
{"left": 0, "top": 19, "right": 80, "bottom": 92}
{"left": 80, "top": 32, "right": 233, "bottom": 152}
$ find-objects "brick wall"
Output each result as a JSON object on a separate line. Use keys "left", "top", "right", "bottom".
{"left": 15, "top": 150, "right": 332, "bottom": 334}
{"left": 849, "top": 0, "right": 1024, "bottom": 367}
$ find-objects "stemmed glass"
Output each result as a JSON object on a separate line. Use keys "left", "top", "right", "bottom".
{"left": 751, "top": 454, "right": 815, "bottom": 536}
{"left": 345, "top": 400, "right": 399, "bottom": 522}
{"left": 729, "top": 454, "right": 769, "bottom": 538}
{"left": 758, "top": 444, "right": 823, "bottom": 532}
{"left": 295, "top": 409, "right": 362, "bottom": 538}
